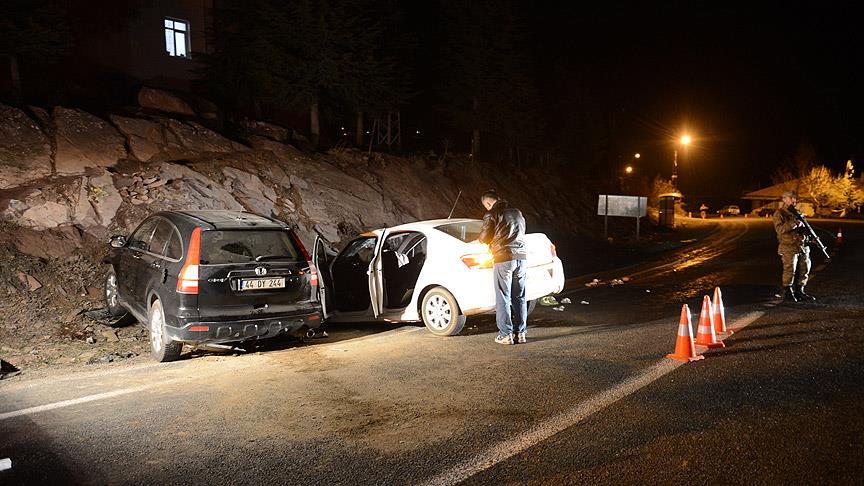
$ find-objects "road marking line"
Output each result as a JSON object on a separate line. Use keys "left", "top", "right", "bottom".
{"left": 0, "top": 386, "right": 149, "bottom": 421}
{"left": 422, "top": 310, "right": 765, "bottom": 486}
{"left": 0, "top": 377, "right": 185, "bottom": 421}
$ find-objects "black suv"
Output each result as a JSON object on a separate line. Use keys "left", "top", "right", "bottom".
{"left": 104, "top": 210, "right": 322, "bottom": 362}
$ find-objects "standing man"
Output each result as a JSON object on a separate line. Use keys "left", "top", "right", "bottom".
{"left": 772, "top": 190, "right": 815, "bottom": 302}
{"left": 479, "top": 190, "right": 528, "bottom": 345}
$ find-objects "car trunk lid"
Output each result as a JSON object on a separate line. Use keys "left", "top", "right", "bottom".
{"left": 196, "top": 229, "right": 313, "bottom": 320}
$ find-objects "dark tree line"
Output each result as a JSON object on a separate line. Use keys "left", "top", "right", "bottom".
{"left": 204, "top": 0, "right": 409, "bottom": 148}
{"left": 0, "top": 0, "right": 71, "bottom": 103}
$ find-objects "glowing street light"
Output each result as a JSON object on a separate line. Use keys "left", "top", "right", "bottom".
{"left": 680, "top": 135, "right": 691, "bottom": 145}
{"left": 634, "top": 153, "right": 641, "bottom": 159}
{"left": 625, "top": 166, "right": 634, "bottom": 174}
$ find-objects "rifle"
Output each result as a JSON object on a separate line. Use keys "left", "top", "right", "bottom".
{"left": 788, "top": 206, "right": 831, "bottom": 260}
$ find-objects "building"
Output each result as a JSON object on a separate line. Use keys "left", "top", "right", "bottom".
{"left": 70, "top": 0, "right": 214, "bottom": 93}
{"left": 0, "top": 1, "right": 214, "bottom": 105}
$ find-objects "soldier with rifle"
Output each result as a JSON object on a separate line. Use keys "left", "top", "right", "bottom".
{"left": 772, "top": 190, "right": 829, "bottom": 302}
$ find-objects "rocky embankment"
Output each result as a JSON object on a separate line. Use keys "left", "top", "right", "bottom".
{"left": 0, "top": 89, "right": 593, "bottom": 372}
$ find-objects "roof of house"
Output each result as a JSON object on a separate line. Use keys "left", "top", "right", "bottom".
{"left": 742, "top": 179, "right": 812, "bottom": 200}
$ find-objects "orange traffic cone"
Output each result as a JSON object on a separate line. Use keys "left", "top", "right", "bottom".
{"left": 712, "top": 287, "right": 732, "bottom": 336}
{"left": 837, "top": 227, "right": 843, "bottom": 246}
{"left": 695, "top": 295, "right": 725, "bottom": 348}
{"left": 667, "top": 304, "right": 704, "bottom": 362}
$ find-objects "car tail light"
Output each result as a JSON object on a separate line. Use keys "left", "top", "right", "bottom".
{"left": 550, "top": 243, "right": 557, "bottom": 258}
{"left": 189, "top": 325, "right": 209, "bottom": 332}
{"left": 177, "top": 227, "right": 202, "bottom": 294}
{"left": 462, "top": 252, "right": 494, "bottom": 269}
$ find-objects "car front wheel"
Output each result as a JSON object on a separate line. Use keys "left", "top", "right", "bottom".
{"left": 421, "top": 287, "right": 466, "bottom": 336}
{"left": 104, "top": 270, "right": 127, "bottom": 317}
{"left": 148, "top": 299, "right": 182, "bottom": 362}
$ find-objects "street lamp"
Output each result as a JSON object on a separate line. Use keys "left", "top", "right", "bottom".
{"left": 672, "top": 135, "right": 691, "bottom": 187}
{"left": 618, "top": 153, "right": 639, "bottom": 191}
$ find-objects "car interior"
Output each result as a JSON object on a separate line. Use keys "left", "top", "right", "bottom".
{"left": 380, "top": 232, "right": 427, "bottom": 310}
{"left": 331, "top": 236, "right": 377, "bottom": 312}
{"left": 328, "top": 232, "right": 428, "bottom": 313}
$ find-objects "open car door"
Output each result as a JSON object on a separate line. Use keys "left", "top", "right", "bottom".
{"left": 312, "top": 234, "right": 337, "bottom": 319}
{"left": 367, "top": 229, "right": 388, "bottom": 318}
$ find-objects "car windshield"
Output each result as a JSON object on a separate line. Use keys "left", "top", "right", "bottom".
{"left": 200, "top": 230, "right": 300, "bottom": 264}
{"left": 434, "top": 221, "right": 483, "bottom": 242}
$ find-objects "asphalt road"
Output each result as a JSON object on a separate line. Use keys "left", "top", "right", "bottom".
{"left": 1, "top": 218, "right": 862, "bottom": 485}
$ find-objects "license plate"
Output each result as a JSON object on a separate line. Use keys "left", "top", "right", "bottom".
{"left": 239, "top": 277, "right": 285, "bottom": 291}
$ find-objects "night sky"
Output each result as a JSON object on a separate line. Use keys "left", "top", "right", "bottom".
{"left": 531, "top": 3, "right": 863, "bottom": 198}
{"left": 406, "top": 3, "right": 863, "bottom": 201}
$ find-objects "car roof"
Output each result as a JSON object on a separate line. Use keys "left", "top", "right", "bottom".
{"left": 383, "top": 218, "right": 481, "bottom": 233}
{"left": 174, "top": 210, "right": 287, "bottom": 230}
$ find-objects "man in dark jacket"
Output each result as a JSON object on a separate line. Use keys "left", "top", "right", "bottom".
{"left": 772, "top": 190, "right": 814, "bottom": 302}
{"left": 479, "top": 190, "right": 528, "bottom": 345}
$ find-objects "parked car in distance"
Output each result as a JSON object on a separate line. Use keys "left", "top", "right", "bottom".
{"left": 718, "top": 205, "right": 741, "bottom": 216}
{"left": 104, "top": 210, "right": 322, "bottom": 362}
{"left": 313, "top": 218, "right": 565, "bottom": 336}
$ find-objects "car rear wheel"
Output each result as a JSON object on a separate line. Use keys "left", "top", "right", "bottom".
{"left": 421, "top": 287, "right": 466, "bottom": 336}
{"left": 148, "top": 299, "right": 182, "bottom": 362}
{"left": 104, "top": 270, "right": 127, "bottom": 317}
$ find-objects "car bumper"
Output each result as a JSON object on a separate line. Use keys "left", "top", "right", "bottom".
{"left": 167, "top": 312, "right": 323, "bottom": 344}
{"left": 456, "top": 257, "right": 565, "bottom": 316}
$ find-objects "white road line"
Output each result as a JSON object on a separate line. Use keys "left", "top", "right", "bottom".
{"left": 421, "top": 310, "right": 765, "bottom": 486}
{"left": 0, "top": 377, "right": 187, "bottom": 421}
{"left": 0, "top": 386, "right": 150, "bottom": 421}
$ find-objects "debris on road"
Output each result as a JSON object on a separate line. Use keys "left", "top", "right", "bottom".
{"left": 0, "top": 458, "right": 11, "bottom": 472}
{"left": 610, "top": 278, "right": 625, "bottom": 286}
{"left": 585, "top": 278, "right": 602, "bottom": 287}
{"left": 1, "top": 359, "right": 21, "bottom": 379}
{"left": 539, "top": 295, "right": 560, "bottom": 306}
{"left": 646, "top": 289, "right": 651, "bottom": 293}
{"left": 330, "top": 348, "right": 348, "bottom": 352}
{"left": 552, "top": 306, "right": 565, "bottom": 311}
{"left": 560, "top": 298, "right": 572, "bottom": 304}
{"left": 581, "top": 301, "right": 590, "bottom": 305}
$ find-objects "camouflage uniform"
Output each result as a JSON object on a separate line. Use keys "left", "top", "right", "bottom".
{"left": 772, "top": 206, "right": 810, "bottom": 287}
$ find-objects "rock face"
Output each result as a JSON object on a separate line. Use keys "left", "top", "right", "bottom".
{"left": 109, "top": 115, "right": 165, "bottom": 162}
{"left": 4, "top": 103, "right": 582, "bottom": 261}
{"left": 53, "top": 107, "right": 127, "bottom": 175}
{"left": 137, "top": 87, "right": 195, "bottom": 116}
{"left": 0, "top": 103, "right": 53, "bottom": 188}
{"left": 162, "top": 119, "right": 245, "bottom": 154}
{"left": 221, "top": 167, "right": 278, "bottom": 217}
{"left": 110, "top": 115, "right": 244, "bottom": 162}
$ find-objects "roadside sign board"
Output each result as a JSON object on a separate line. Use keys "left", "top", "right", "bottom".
{"left": 598, "top": 194, "right": 648, "bottom": 239}
{"left": 597, "top": 195, "right": 647, "bottom": 217}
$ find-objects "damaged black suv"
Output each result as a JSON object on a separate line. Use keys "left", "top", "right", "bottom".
{"left": 104, "top": 210, "right": 323, "bottom": 362}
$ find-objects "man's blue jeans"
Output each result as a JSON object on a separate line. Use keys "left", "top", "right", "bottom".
{"left": 494, "top": 259, "right": 527, "bottom": 337}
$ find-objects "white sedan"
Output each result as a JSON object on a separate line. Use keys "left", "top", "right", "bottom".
{"left": 312, "top": 218, "right": 565, "bottom": 335}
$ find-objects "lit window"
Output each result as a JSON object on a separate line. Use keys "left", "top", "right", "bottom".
{"left": 164, "top": 18, "right": 190, "bottom": 58}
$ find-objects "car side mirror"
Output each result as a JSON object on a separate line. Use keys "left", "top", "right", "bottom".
{"left": 109, "top": 235, "right": 127, "bottom": 248}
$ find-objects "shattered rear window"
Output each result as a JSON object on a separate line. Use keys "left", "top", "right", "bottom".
{"left": 200, "top": 230, "right": 300, "bottom": 264}
{"left": 434, "top": 221, "right": 483, "bottom": 242}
